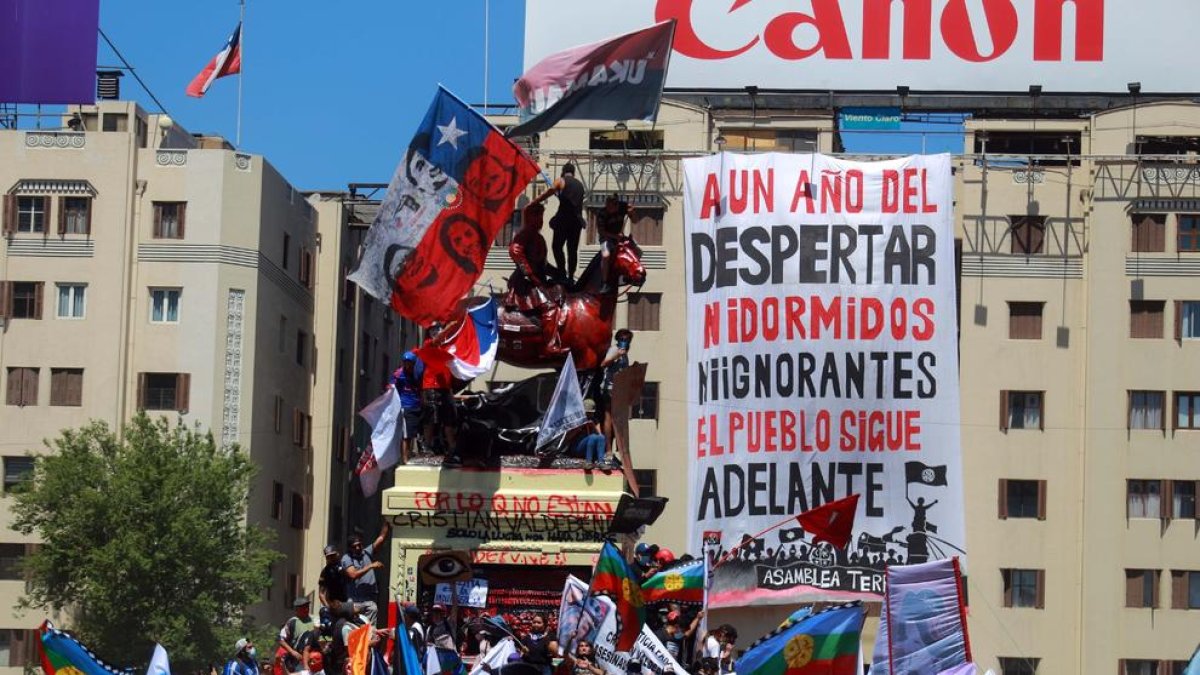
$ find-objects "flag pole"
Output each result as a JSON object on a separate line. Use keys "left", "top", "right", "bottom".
{"left": 483, "top": 0, "right": 490, "bottom": 112}
{"left": 236, "top": 0, "right": 245, "bottom": 147}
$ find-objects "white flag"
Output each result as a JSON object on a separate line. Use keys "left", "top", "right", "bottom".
{"left": 147, "top": 644, "right": 170, "bottom": 675}
{"left": 468, "top": 638, "right": 518, "bottom": 675}
{"left": 357, "top": 388, "right": 405, "bottom": 497}
{"left": 535, "top": 357, "right": 586, "bottom": 450}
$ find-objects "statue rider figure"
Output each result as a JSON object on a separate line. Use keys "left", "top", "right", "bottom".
{"left": 506, "top": 203, "right": 567, "bottom": 355}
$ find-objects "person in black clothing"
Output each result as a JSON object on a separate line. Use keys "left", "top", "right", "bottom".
{"left": 317, "top": 545, "right": 348, "bottom": 633}
{"left": 517, "top": 613, "right": 558, "bottom": 675}
{"left": 534, "top": 163, "right": 587, "bottom": 283}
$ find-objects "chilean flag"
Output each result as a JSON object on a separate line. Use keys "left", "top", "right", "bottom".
{"left": 186, "top": 22, "right": 242, "bottom": 98}
{"left": 443, "top": 297, "right": 499, "bottom": 380}
{"left": 348, "top": 86, "right": 539, "bottom": 325}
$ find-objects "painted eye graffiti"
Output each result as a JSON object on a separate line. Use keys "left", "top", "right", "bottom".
{"left": 421, "top": 553, "right": 468, "bottom": 581}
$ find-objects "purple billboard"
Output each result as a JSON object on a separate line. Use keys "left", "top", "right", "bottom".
{"left": 0, "top": 0, "right": 100, "bottom": 104}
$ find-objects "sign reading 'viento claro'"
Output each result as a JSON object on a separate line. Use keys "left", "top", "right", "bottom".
{"left": 524, "top": 0, "right": 1200, "bottom": 93}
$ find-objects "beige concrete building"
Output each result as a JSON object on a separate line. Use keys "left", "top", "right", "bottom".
{"left": 453, "top": 98, "right": 1200, "bottom": 673}
{"left": 0, "top": 101, "right": 405, "bottom": 670}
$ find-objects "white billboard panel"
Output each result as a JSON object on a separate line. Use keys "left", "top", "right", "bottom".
{"left": 524, "top": 0, "right": 1200, "bottom": 93}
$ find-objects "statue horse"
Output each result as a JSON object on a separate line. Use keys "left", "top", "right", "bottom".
{"left": 496, "top": 236, "right": 647, "bottom": 371}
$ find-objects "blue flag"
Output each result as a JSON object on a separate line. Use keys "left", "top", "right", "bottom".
{"left": 394, "top": 624, "right": 424, "bottom": 675}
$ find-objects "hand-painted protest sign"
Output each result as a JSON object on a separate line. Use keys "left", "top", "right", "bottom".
{"left": 557, "top": 576, "right": 686, "bottom": 674}
{"left": 683, "top": 153, "right": 964, "bottom": 607}
{"left": 434, "top": 578, "right": 489, "bottom": 608}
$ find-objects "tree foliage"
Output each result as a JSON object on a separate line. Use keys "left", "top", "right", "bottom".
{"left": 11, "top": 415, "right": 282, "bottom": 671}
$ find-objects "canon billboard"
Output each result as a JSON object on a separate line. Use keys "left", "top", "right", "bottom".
{"left": 524, "top": 0, "right": 1200, "bottom": 93}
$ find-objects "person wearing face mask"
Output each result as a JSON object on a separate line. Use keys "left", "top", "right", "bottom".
{"left": 224, "top": 639, "right": 260, "bottom": 675}
{"left": 596, "top": 329, "right": 633, "bottom": 465}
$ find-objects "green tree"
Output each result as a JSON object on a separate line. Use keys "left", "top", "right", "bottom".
{"left": 11, "top": 414, "right": 282, "bottom": 671}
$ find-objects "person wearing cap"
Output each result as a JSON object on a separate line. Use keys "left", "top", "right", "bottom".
{"left": 565, "top": 400, "right": 606, "bottom": 470}
{"left": 425, "top": 604, "right": 456, "bottom": 650}
{"left": 533, "top": 163, "right": 587, "bottom": 283}
{"left": 342, "top": 520, "right": 390, "bottom": 626}
{"left": 318, "top": 545, "right": 349, "bottom": 614}
{"left": 389, "top": 352, "right": 423, "bottom": 463}
{"left": 223, "top": 639, "right": 260, "bottom": 675}
{"left": 279, "top": 597, "right": 317, "bottom": 673}
{"left": 655, "top": 609, "right": 702, "bottom": 664}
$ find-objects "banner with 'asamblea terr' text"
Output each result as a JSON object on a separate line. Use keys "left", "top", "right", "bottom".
{"left": 683, "top": 152, "right": 964, "bottom": 607}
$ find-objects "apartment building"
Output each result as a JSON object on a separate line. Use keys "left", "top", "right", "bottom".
{"left": 469, "top": 98, "right": 1200, "bottom": 673}
{"left": 0, "top": 100, "right": 383, "bottom": 670}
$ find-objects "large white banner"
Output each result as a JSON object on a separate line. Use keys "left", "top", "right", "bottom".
{"left": 683, "top": 153, "right": 963, "bottom": 607}
{"left": 525, "top": 0, "right": 1200, "bottom": 93}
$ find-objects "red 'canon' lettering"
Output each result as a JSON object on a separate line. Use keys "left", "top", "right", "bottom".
{"left": 656, "top": 0, "right": 1104, "bottom": 63}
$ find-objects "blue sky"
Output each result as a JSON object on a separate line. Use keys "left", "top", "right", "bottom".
{"left": 98, "top": 0, "right": 526, "bottom": 190}
{"left": 95, "top": 0, "right": 961, "bottom": 190}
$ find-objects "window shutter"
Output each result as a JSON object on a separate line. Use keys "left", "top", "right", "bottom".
{"left": 292, "top": 409, "right": 302, "bottom": 446}
{"left": 1162, "top": 393, "right": 1168, "bottom": 432}
{"left": 1038, "top": 391, "right": 1046, "bottom": 431}
{"left": 7, "top": 370, "right": 20, "bottom": 405}
{"left": 177, "top": 203, "right": 186, "bottom": 238}
{"left": 69, "top": 369, "right": 82, "bottom": 406}
{"left": 24, "top": 368, "right": 37, "bottom": 406}
{"left": 1176, "top": 301, "right": 1183, "bottom": 342}
{"left": 1125, "top": 571, "right": 1139, "bottom": 607}
{"left": 1161, "top": 480, "right": 1172, "bottom": 520}
{"left": 1195, "top": 481, "right": 1200, "bottom": 521}
{"left": 1, "top": 194, "right": 14, "bottom": 236}
{"left": 33, "top": 282, "right": 43, "bottom": 320}
{"left": 176, "top": 373, "right": 190, "bottom": 412}
{"left": 1000, "top": 390, "right": 1010, "bottom": 431}
{"left": 1035, "top": 569, "right": 1045, "bottom": 608}
{"left": 37, "top": 197, "right": 49, "bottom": 233}
{"left": 49, "top": 370, "right": 63, "bottom": 406}
{"left": 1127, "top": 391, "right": 1133, "bottom": 429}
{"left": 1037, "top": 480, "right": 1047, "bottom": 520}
{"left": 56, "top": 197, "right": 66, "bottom": 235}
{"left": 1001, "top": 569, "right": 1012, "bottom": 607}
{"left": 1118, "top": 659, "right": 1127, "bottom": 675}
{"left": 153, "top": 203, "right": 162, "bottom": 238}
{"left": 998, "top": 479, "right": 1009, "bottom": 519}
{"left": 1172, "top": 570, "right": 1186, "bottom": 609}
{"left": 1153, "top": 570, "right": 1162, "bottom": 608}
{"left": 83, "top": 198, "right": 92, "bottom": 235}
{"left": 136, "top": 373, "right": 146, "bottom": 409}
{"left": 0, "top": 281, "right": 10, "bottom": 319}
{"left": 1173, "top": 393, "right": 1180, "bottom": 431}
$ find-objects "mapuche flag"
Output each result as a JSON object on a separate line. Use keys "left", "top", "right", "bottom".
{"left": 38, "top": 621, "right": 135, "bottom": 675}
{"left": 348, "top": 86, "right": 539, "bottom": 325}
{"left": 735, "top": 603, "right": 865, "bottom": 675}
{"left": 186, "top": 22, "right": 242, "bottom": 97}
{"left": 509, "top": 21, "right": 675, "bottom": 138}
{"left": 589, "top": 541, "right": 645, "bottom": 652}
{"left": 641, "top": 558, "right": 705, "bottom": 605}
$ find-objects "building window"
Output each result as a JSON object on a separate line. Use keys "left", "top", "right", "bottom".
{"left": 0, "top": 629, "right": 40, "bottom": 667}
{"left": 1009, "top": 215, "right": 1045, "bottom": 255}
{"left": 1178, "top": 214, "right": 1200, "bottom": 252}
{"left": 1170, "top": 570, "right": 1200, "bottom": 610}
{"left": 274, "top": 395, "right": 284, "bottom": 434}
{"left": 150, "top": 288, "right": 181, "bottom": 323}
{"left": 292, "top": 409, "right": 312, "bottom": 449}
{"left": 1008, "top": 302, "right": 1044, "bottom": 340}
{"left": 137, "top": 373, "right": 190, "bottom": 412}
{"left": 1175, "top": 392, "right": 1200, "bottom": 430}
{"left": 1000, "top": 391, "right": 1044, "bottom": 431}
{"left": 1001, "top": 568, "right": 1043, "bottom": 608}
{"left": 15, "top": 196, "right": 48, "bottom": 233}
{"left": 271, "top": 481, "right": 284, "bottom": 520}
{"left": 632, "top": 382, "right": 659, "bottom": 420}
{"left": 1125, "top": 569, "right": 1160, "bottom": 608}
{"left": 299, "top": 247, "right": 313, "bottom": 288}
{"left": 290, "top": 491, "right": 305, "bottom": 529}
{"left": 1176, "top": 301, "right": 1200, "bottom": 340}
{"left": 5, "top": 367, "right": 38, "bottom": 407}
{"left": 1120, "top": 660, "right": 1162, "bottom": 675}
{"left": 588, "top": 129, "right": 664, "bottom": 151}
{"left": 1130, "top": 300, "right": 1165, "bottom": 339}
{"left": 3, "top": 457, "right": 34, "bottom": 493}
{"left": 999, "top": 479, "right": 1045, "bottom": 519}
{"left": 49, "top": 368, "right": 83, "bottom": 407}
{"left": 59, "top": 197, "right": 91, "bottom": 235}
{"left": 633, "top": 469, "right": 657, "bottom": 498}
{"left": 0, "top": 543, "right": 28, "bottom": 581}
{"left": 285, "top": 573, "right": 299, "bottom": 609}
{"left": 55, "top": 283, "right": 86, "bottom": 319}
{"left": 1127, "top": 479, "right": 1163, "bottom": 519}
{"left": 102, "top": 113, "right": 127, "bottom": 132}
{"left": 152, "top": 202, "right": 186, "bottom": 239}
{"left": 629, "top": 207, "right": 664, "bottom": 246}
{"left": 9, "top": 282, "right": 44, "bottom": 320}
{"left": 279, "top": 315, "right": 288, "bottom": 353}
{"left": 1128, "top": 391, "right": 1166, "bottom": 430}
{"left": 719, "top": 128, "right": 818, "bottom": 152}
{"left": 628, "top": 293, "right": 661, "bottom": 332}
{"left": 998, "top": 658, "right": 1039, "bottom": 675}
{"left": 1131, "top": 213, "right": 1166, "bottom": 253}
{"left": 282, "top": 233, "right": 291, "bottom": 270}
{"left": 296, "top": 331, "right": 307, "bottom": 367}
{"left": 1172, "top": 481, "right": 1197, "bottom": 519}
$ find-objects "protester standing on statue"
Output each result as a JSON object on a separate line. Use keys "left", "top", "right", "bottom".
{"left": 414, "top": 326, "right": 459, "bottom": 460}
{"left": 533, "top": 163, "right": 586, "bottom": 283}
{"left": 389, "top": 352, "right": 423, "bottom": 464}
{"left": 342, "top": 521, "right": 389, "bottom": 625}
{"left": 596, "top": 194, "right": 634, "bottom": 294}
{"left": 597, "top": 328, "right": 633, "bottom": 463}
